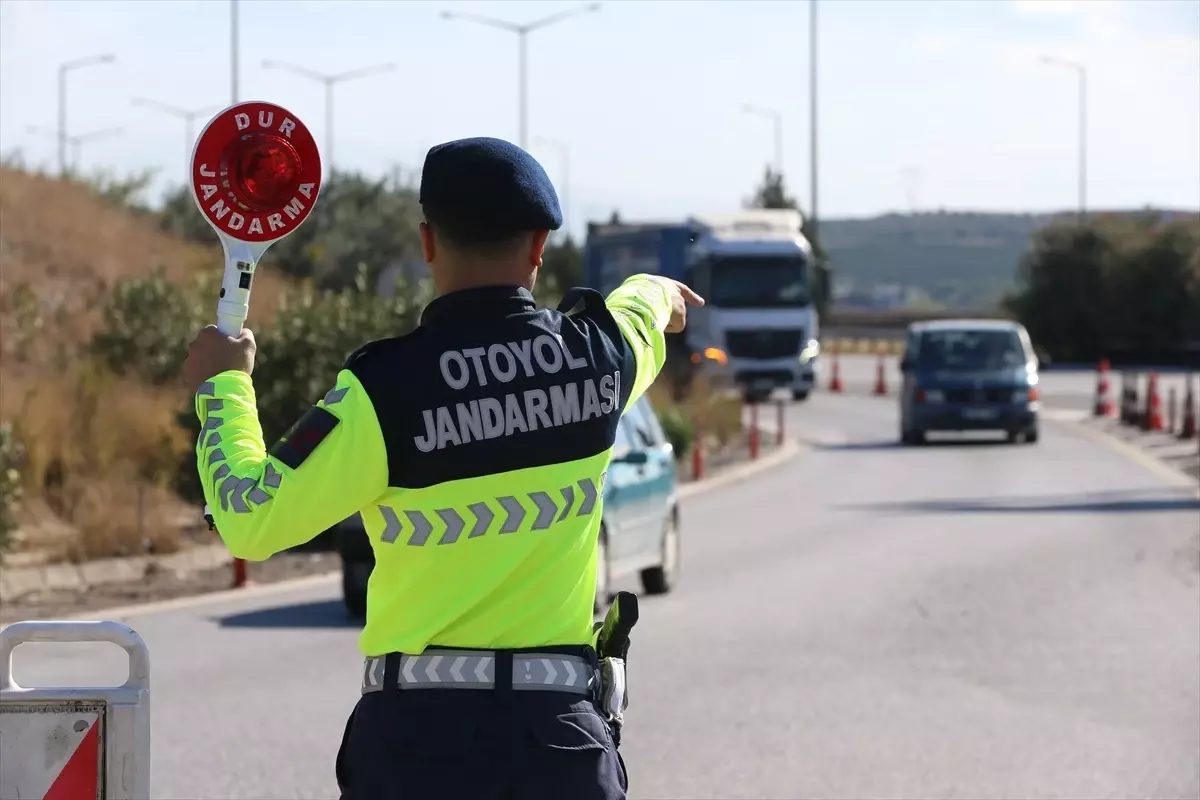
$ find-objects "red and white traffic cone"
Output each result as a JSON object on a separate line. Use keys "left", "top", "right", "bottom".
{"left": 872, "top": 354, "right": 888, "bottom": 396}
{"left": 1143, "top": 373, "right": 1164, "bottom": 432}
{"left": 1180, "top": 377, "right": 1197, "bottom": 440}
{"left": 1093, "top": 358, "right": 1114, "bottom": 417}
{"left": 829, "top": 349, "right": 843, "bottom": 393}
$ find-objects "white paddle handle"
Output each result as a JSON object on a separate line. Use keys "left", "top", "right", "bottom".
{"left": 216, "top": 240, "right": 258, "bottom": 336}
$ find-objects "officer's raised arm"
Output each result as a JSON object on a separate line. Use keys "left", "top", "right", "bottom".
{"left": 192, "top": 365, "right": 388, "bottom": 561}
{"left": 605, "top": 274, "right": 704, "bottom": 409}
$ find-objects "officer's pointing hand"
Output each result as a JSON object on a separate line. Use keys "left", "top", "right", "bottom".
{"left": 658, "top": 278, "right": 705, "bottom": 334}
{"left": 183, "top": 325, "right": 257, "bottom": 392}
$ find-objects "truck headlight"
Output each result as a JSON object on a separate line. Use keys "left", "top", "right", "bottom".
{"left": 798, "top": 339, "right": 821, "bottom": 365}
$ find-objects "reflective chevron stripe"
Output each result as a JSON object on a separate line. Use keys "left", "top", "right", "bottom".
{"left": 376, "top": 474, "right": 604, "bottom": 547}
{"left": 361, "top": 651, "right": 593, "bottom": 694}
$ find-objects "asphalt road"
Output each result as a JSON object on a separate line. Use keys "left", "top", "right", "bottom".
{"left": 8, "top": 393, "right": 1200, "bottom": 800}
{"left": 830, "top": 354, "right": 1196, "bottom": 415}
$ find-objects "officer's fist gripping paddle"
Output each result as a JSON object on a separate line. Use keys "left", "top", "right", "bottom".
{"left": 189, "top": 101, "right": 322, "bottom": 531}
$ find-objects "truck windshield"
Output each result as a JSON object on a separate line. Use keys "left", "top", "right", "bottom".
{"left": 708, "top": 256, "right": 810, "bottom": 308}
{"left": 916, "top": 329, "right": 1026, "bottom": 371}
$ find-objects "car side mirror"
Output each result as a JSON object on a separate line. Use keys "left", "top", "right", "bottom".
{"left": 614, "top": 449, "right": 649, "bottom": 465}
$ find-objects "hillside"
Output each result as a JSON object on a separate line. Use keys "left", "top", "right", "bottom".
{"left": 820, "top": 209, "right": 1198, "bottom": 310}
{"left": 0, "top": 167, "right": 289, "bottom": 560}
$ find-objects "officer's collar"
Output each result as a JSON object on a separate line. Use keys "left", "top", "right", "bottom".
{"left": 420, "top": 285, "right": 537, "bottom": 326}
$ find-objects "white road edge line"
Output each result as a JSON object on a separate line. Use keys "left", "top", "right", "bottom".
{"left": 9, "top": 438, "right": 804, "bottom": 626}
{"left": 1047, "top": 416, "right": 1200, "bottom": 496}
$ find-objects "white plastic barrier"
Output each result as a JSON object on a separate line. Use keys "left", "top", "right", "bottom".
{"left": 0, "top": 621, "right": 150, "bottom": 800}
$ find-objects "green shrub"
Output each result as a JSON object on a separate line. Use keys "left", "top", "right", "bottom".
{"left": 91, "top": 267, "right": 210, "bottom": 385}
{"left": 0, "top": 421, "right": 26, "bottom": 554}
{"left": 656, "top": 404, "right": 695, "bottom": 460}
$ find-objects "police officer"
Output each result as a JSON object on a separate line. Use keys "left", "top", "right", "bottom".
{"left": 183, "top": 136, "right": 704, "bottom": 800}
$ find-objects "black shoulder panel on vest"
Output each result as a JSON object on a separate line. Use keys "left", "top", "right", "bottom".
{"left": 347, "top": 295, "right": 637, "bottom": 491}
{"left": 269, "top": 406, "right": 341, "bottom": 470}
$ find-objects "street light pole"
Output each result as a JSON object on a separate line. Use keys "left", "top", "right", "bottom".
{"left": 231, "top": 0, "right": 239, "bottom": 105}
{"left": 1040, "top": 55, "right": 1087, "bottom": 220}
{"left": 741, "top": 104, "right": 783, "bottom": 174}
{"left": 132, "top": 98, "right": 220, "bottom": 167}
{"left": 30, "top": 125, "right": 122, "bottom": 172}
{"left": 809, "top": 0, "right": 819, "bottom": 242}
{"left": 57, "top": 54, "right": 115, "bottom": 176}
{"left": 261, "top": 60, "right": 396, "bottom": 174}
{"left": 441, "top": 3, "right": 601, "bottom": 151}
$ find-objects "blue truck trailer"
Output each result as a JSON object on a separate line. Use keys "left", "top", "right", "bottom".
{"left": 583, "top": 209, "right": 821, "bottom": 402}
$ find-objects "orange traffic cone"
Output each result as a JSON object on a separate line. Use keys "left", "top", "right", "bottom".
{"left": 1181, "top": 377, "right": 1197, "bottom": 440}
{"left": 1093, "top": 359, "right": 1114, "bottom": 417}
{"left": 829, "top": 349, "right": 843, "bottom": 393}
{"left": 1143, "top": 373, "right": 1164, "bottom": 432}
{"left": 872, "top": 354, "right": 887, "bottom": 396}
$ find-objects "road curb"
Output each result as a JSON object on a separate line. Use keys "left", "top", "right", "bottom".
{"left": 2, "top": 435, "right": 804, "bottom": 624}
{"left": 0, "top": 543, "right": 233, "bottom": 605}
{"left": 679, "top": 436, "right": 801, "bottom": 499}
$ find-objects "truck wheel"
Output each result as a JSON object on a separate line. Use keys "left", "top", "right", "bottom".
{"left": 792, "top": 389, "right": 810, "bottom": 402}
{"left": 745, "top": 390, "right": 771, "bottom": 405}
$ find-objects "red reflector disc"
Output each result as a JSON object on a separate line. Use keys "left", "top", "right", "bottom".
{"left": 227, "top": 135, "right": 301, "bottom": 211}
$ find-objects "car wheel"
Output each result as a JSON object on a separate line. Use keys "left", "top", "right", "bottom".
{"left": 341, "top": 561, "right": 368, "bottom": 619}
{"left": 641, "top": 510, "right": 680, "bottom": 595}
{"left": 901, "top": 428, "right": 925, "bottom": 446}
{"left": 1025, "top": 427, "right": 1040, "bottom": 444}
{"left": 792, "top": 389, "right": 810, "bottom": 402}
{"left": 594, "top": 527, "right": 612, "bottom": 614}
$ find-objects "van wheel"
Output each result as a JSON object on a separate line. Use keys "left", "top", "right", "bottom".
{"left": 792, "top": 390, "right": 810, "bottom": 402}
{"left": 595, "top": 527, "right": 612, "bottom": 614}
{"left": 641, "top": 511, "right": 680, "bottom": 595}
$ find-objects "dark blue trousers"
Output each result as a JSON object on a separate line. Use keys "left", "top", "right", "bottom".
{"left": 335, "top": 656, "right": 628, "bottom": 799}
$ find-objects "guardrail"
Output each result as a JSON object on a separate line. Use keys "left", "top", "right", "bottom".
{"left": 1, "top": 620, "right": 151, "bottom": 800}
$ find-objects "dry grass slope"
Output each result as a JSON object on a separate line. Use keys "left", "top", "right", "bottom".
{"left": 0, "top": 167, "right": 285, "bottom": 561}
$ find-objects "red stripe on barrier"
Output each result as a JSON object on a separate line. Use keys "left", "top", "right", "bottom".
{"left": 45, "top": 720, "right": 100, "bottom": 800}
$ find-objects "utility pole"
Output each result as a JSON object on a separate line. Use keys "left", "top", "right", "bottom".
{"left": 132, "top": 98, "right": 220, "bottom": 168}
{"left": 231, "top": 0, "right": 239, "bottom": 104}
{"left": 809, "top": 0, "right": 819, "bottom": 243}
{"left": 57, "top": 54, "right": 115, "bottom": 176}
{"left": 741, "top": 104, "right": 783, "bottom": 175}
{"left": 440, "top": 4, "right": 601, "bottom": 150}
{"left": 1040, "top": 55, "right": 1087, "bottom": 221}
{"left": 261, "top": 60, "right": 396, "bottom": 175}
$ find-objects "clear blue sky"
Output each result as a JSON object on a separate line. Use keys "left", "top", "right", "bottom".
{"left": 1, "top": 0, "right": 1197, "bottom": 240}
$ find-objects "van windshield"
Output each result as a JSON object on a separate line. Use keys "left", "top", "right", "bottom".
{"left": 917, "top": 329, "right": 1026, "bottom": 371}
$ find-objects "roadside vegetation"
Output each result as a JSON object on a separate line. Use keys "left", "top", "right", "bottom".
{"left": 0, "top": 162, "right": 740, "bottom": 563}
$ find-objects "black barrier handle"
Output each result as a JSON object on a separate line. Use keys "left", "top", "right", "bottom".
{"left": 597, "top": 591, "right": 639, "bottom": 660}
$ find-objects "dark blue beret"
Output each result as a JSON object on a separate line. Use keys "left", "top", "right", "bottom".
{"left": 419, "top": 137, "right": 563, "bottom": 236}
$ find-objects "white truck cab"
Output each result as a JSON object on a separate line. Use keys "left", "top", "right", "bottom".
{"left": 683, "top": 210, "right": 820, "bottom": 402}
